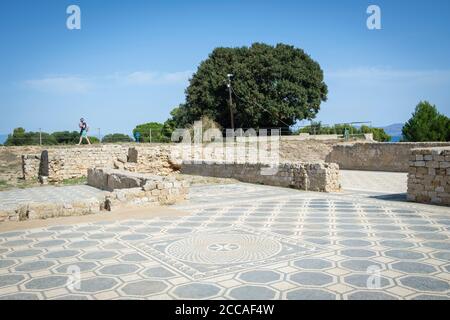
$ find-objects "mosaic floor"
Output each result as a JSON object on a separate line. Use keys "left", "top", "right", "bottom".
{"left": 0, "top": 181, "right": 450, "bottom": 300}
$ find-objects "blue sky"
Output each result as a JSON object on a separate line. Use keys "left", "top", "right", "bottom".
{"left": 0, "top": 0, "right": 449, "bottom": 135}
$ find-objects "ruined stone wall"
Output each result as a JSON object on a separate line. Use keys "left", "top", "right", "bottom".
{"left": 18, "top": 141, "right": 450, "bottom": 183}
{"left": 326, "top": 142, "right": 450, "bottom": 172}
{"left": 87, "top": 168, "right": 189, "bottom": 206}
{"left": 127, "top": 146, "right": 179, "bottom": 175}
{"left": 280, "top": 140, "right": 336, "bottom": 163}
{"left": 407, "top": 147, "right": 450, "bottom": 206}
{"left": 2, "top": 198, "right": 104, "bottom": 222}
{"left": 21, "top": 154, "right": 41, "bottom": 180}
{"left": 181, "top": 161, "right": 340, "bottom": 192}
{"left": 46, "top": 145, "right": 129, "bottom": 182}
{"left": 21, "top": 144, "right": 180, "bottom": 182}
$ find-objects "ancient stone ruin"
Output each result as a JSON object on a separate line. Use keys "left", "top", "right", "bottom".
{"left": 407, "top": 146, "right": 450, "bottom": 205}
{"left": 87, "top": 168, "right": 189, "bottom": 206}
{"left": 181, "top": 160, "right": 340, "bottom": 192}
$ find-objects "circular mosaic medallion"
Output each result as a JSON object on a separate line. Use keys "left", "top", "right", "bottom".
{"left": 166, "top": 233, "right": 282, "bottom": 265}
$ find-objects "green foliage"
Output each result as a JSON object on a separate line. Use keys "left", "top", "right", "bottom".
{"left": 51, "top": 131, "right": 80, "bottom": 144}
{"left": 171, "top": 43, "right": 328, "bottom": 129}
{"left": 4, "top": 128, "right": 57, "bottom": 146}
{"left": 102, "top": 133, "right": 132, "bottom": 143}
{"left": 186, "top": 116, "right": 222, "bottom": 142}
{"left": 86, "top": 136, "right": 100, "bottom": 144}
{"left": 296, "top": 122, "right": 391, "bottom": 142}
{"left": 132, "top": 122, "right": 168, "bottom": 142}
{"left": 161, "top": 106, "right": 188, "bottom": 141}
{"left": 402, "top": 101, "right": 450, "bottom": 142}
{"left": 360, "top": 126, "right": 391, "bottom": 142}
{"left": 3, "top": 128, "right": 103, "bottom": 146}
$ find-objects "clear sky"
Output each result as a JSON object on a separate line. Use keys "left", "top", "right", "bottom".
{"left": 0, "top": 0, "right": 449, "bottom": 135}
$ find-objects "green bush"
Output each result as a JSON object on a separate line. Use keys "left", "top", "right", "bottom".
{"left": 51, "top": 131, "right": 80, "bottom": 144}
{"left": 86, "top": 136, "right": 100, "bottom": 144}
{"left": 102, "top": 133, "right": 132, "bottom": 143}
{"left": 4, "top": 128, "right": 58, "bottom": 146}
{"left": 296, "top": 122, "right": 391, "bottom": 142}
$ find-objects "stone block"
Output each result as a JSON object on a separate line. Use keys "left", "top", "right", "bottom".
{"left": 414, "top": 161, "right": 426, "bottom": 167}
{"left": 440, "top": 161, "right": 450, "bottom": 169}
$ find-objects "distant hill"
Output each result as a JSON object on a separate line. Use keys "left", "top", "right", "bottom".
{"left": 382, "top": 123, "right": 404, "bottom": 137}
{"left": 0, "top": 134, "right": 8, "bottom": 145}
{"left": 381, "top": 123, "right": 404, "bottom": 142}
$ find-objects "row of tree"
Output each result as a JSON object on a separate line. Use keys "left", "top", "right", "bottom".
{"left": 2, "top": 128, "right": 134, "bottom": 146}
{"left": 296, "top": 123, "right": 391, "bottom": 142}
{"left": 4, "top": 101, "right": 447, "bottom": 146}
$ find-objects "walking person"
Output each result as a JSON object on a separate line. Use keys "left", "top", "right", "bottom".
{"left": 77, "top": 118, "right": 91, "bottom": 145}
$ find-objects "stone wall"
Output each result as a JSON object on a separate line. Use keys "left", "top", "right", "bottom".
{"left": 1, "top": 198, "right": 104, "bottom": 222}
{"left": 407, "top": 147, "right": 450, "bottom": 206}
{"left": 21, "top": 144, "right": 180, "bottom": 182}
{"left": 181, "top": 161, "right": 340, "bottom": 192}
{"left": 21, "top": 154, "right": 41, "bottom": 180}
{"left": 46, "top": 145, "right": 129, "bottom": 182}
{"left": 127, "top": 146, "right": 179, "bottom": 175}
{"left": 18, "top": 141, "right": 450, "bottom": 183}
{"left": 326, "top": 142, "right": 450, "bottom": 172}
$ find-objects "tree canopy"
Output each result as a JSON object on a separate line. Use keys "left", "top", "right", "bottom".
{"left": 170, "top": 43, "right": 328, "bottom": 130}
{"left": 402, "top": 101, "right": 450, "bottom": 142}
{"left": 132, "top": 122, "right": 169, "bottom": 142}
{"left": 4, "top": 128, "right": 57, "bottom": 146}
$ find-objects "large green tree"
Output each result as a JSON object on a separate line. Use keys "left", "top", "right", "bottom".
{"left": 173, "top": 43, "right": 328, "bottom": 129}
{"left": 402, "top": 101, "right": 450, "bottom": 142}
{"left": 132, "top": 122, "right": 168, "bottom": 142}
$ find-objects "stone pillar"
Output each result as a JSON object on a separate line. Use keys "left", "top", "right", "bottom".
{"left": 38, "top": 150, "right": 49, "bottom": 184}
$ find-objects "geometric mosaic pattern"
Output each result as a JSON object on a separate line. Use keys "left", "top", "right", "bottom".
{"left": 1, "top": 182, "right": 450, "bottom": 300}
{"left": 133, "top": 226, "right": 319, "bottom": 280}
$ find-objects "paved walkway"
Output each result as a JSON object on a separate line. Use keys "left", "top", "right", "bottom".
{"left": 0, "top": 185, "right": 107, "bottom": 212}
{"left": 340, "top": 170, "right": 407, "bottom": 194}
{"left": 1, "top": 181, "right": 449, "bottom": 300}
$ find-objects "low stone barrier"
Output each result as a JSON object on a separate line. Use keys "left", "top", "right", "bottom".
{"left": 181, "top": 161, "right": 340, "bottom": 192}
{"left": 407, "top": 147, "right": 450, "bottom": 206}
{"left": 87, "top": 168, "right": 189, "bottom": 206}
{"left": 1, "top": 198, "right": 104, "bottom": 222}
{"left": 327, "top": 142, "right": 450, "bottom": 172}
